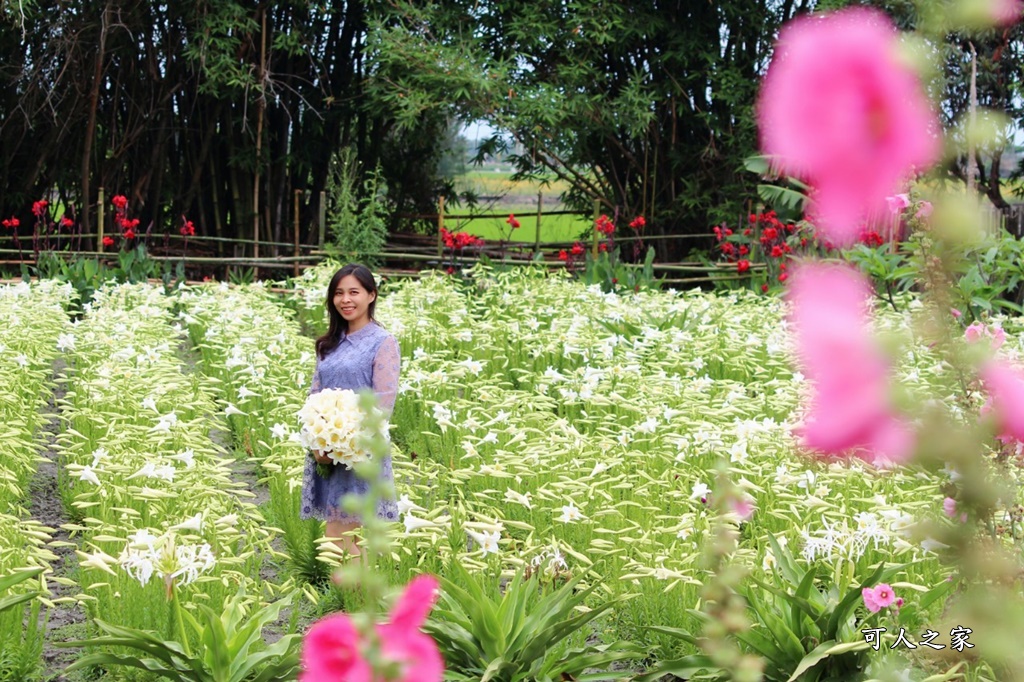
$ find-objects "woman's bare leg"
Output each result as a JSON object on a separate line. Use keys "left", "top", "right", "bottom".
{"left": 325, "top": 520, "right": 362, "bottom": 559}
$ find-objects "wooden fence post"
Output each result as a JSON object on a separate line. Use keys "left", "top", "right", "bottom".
{"left": 319, "top": 190, "right": 326, "bottom": 248}
{"left": 294, "top": 189, "right": 301, "bottom": 278}
{"left": 436, "top": 195, "right": 445, "bottom": 261}
{"left": 535, "top": 190, "right": 543, "bottom": 256}
{"left": 98, "top": 187, "right": 105, "bottom": 253}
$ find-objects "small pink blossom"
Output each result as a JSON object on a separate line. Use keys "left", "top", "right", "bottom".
{"left": 915, "top": 201, "right": 933, "bottom": 219}
{"left": 886, "top": 194, "right": 911, "bottom": 214}
{"left": 787, "top": 262, "right": 915, "bottom": 465}
{"left": 980, "top": 360, "right": 1024, "bottom": 443}
{"left": 300, "top": 575, "right": 442, "bottom": 682}
{"left": 862, "top": 583, "right": 897, "bottom": 613}
{"left": 730, "top": 498, "right": 755, "bottom": 520}
{"left": 965, "top": 322, "right": 1005, "bottom": 350}
{"left": 950, "top": 308, "right": 962, "bottom": 319}
{"left": 943, "top": 497, "right": 957, "bottom": 518}
{"left": 757, "top": 8, "right": 940, "bottom": 247}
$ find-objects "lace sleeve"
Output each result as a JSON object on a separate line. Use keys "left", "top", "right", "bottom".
{"left": 309, "top": 354, "right": 321, "bottom": 396}
{"left": 372, "top": 336, "right": 401, "bottom": 417}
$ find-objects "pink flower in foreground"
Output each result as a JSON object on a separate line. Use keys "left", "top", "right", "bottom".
{"left": 980, "top": 360, "right": 1024, "bottom": 443}
{"left": 787, "top": 262, "right": 915, "bottom": 465}
{"left": 862, "top": 583, "right": 897, "bottom": 613}
{"left": 300, "top": 575, "right": 442, "bottom": 682}
{"left": 757, "top": 8, "right": 940, "bottom": 247}
{"left": 886, "top": 194, "right": 911, "bottom": 215}
{"left": 990, "top": 0, "right": 1024, "bottom": 26}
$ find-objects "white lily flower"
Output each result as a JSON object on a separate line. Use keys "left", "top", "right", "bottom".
{"left": 271, "top": 423, "right": 289, "bottom": 439}
{"left": 77, "top": 549, "right": 119, "bottom": 577}
{"left": 237, "top": 385, "right": 257, "bottom": 399}
{"left": 142, "top": 397, "right": 158, "bottom": 411}
{"left": 467, "top": 529, "right": 501, "bottom": 556}
{"left": 224, "top": 403, "right": 247, "bottom": 417}
{"left": 76, "top": 465, "right": 101, "bottom": 487}
{"left": 171, "top": 513, "right": 203, "bottom": 533}
{"left": 504, "top": 489, "right": 532, "bottom": 509}
{"left": 559, "top": 501, "right": 582, "bottom": 523}
{"left": 403, "top": 514, "right": 438, "bottom": 534}
{"left": 168, "top": 449, "right": 195, "bottom": 468}
{"left": 691, "top": 482, "right": 710, "bottom": 500}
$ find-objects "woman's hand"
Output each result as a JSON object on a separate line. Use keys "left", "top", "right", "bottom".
{"left": 312, "top": 450, "right": 333, "bottom": 465}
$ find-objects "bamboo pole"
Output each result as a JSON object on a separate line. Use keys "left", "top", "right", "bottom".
{"left": 97, "top": 187, "right": 105, "bottom": 252}
{"left": 591, "top": 199, "right": 600, "bottom": 259}
{"left": 294, "top": 189, "right": 301, "bottom": 278}
{"left": 436, "top": 196, "right": 445, "bottom": 260}
{"left": 319, "top": 190, "right": 326, "bottom": 247}
{"left": 534, "top": 190, "right": 543, "bottom": 256}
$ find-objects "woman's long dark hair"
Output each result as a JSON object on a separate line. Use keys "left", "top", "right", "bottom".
{"left": 315, "top": 263, "right": 379, "bottom": 359}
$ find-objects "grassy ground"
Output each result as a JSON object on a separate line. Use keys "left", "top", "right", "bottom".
{"left": 447, "top": 171, "right": 592, "bottom": 243}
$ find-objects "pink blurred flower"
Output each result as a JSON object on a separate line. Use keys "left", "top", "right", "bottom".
{"left": 300, "top": 575, "right": 443, "bottom": 682}
{"left": 950, "top": 308, "right": 962, "bottom": 319}
{"left": 990, "top": 0, "right": 1024, "bottom": 26}
{"left": 943, "top": 496, "right": 957, "bottom": 518}
{"left": 787, "top": 262, "right": 915, "bottom": 465}
{"left": 862, "top": 583, "right": 897, "bottom": 613}
{"left": 965, "top": 322, "right": 1005, "bottom": 350}
{"left": 980, "top": 360, "right": 1024, "bottom": 443}
{"left": 757, "top": 8, "right": 940, "bottom": 247}
{"left": 915, "top": 201, "right": 933, "bottom": 219}
{"left": 730, "top": 498, "right": 755, "bottom": 521}
{"left": 886, "top": 194, "right": 911, "bottom": 214}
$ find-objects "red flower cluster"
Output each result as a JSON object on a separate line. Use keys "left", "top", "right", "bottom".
{"left": 102, "top": 236, "right": 115, "bottom": 247}
{"left": 60, "top": 216, "right": 73, "bottom": 229}
{"left": 594, "top": 214, "right": 615, "bottom": 236}
{"left": 111, "top": 194, "right": 139, "bottom": 240}
{"left": 1, "top": 217, "right": 19, "bottom": 229}
{"left": 440, "top": 227, "right": 484, "bottom": 250}
{"left": 506, "top": 214, "right": 521, "bottom": 229}
{"left": 180, "top": 219, "right": 196, "bottom": 237}
{"left": 32, "top": 200, "right": 48, "bottom": 217}
{"left": 629, "top": 216, "right": 646, "bottom": 230}
{"left": 859, "top": 230, "right": 885, "bottom": 247}
{"left": 558, "top": 242, "right": 585, "bottom": 261}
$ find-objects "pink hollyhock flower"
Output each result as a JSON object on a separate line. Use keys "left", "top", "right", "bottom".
{"left": 758, "top": 8, "right": 940, "bottom": 247}
{"left": 886, "top": 194, "right": 911, "bottom": 214}
{"left": 965, "top": 322, "right": 1005, "bottom": 350}
{"left": 943, "top": 497, "right": 958, "bottom": 518}
{"left": 915, "top": 201, "right": 933, "bottom": 219}
{"left": 730, "top": 498, "right": 755, "bottom": 521}
{"left": 950, "top": 308, "right": 962, "bottom": 319}
{"left": 787, "top": 262, "right": 915, "bottom": 464}
{"left": 965, "top": 322, "right": 985, "bottom": 344}
{"left": 990, "top": 0, "right": 1024, "bottom": 26}
{"left": 862, "top": 583, "right": 897, "bottom": 613}
{"left": 300, "top": 575, "right": 442, "bottom": 682}
{"left": 980, "top": 360, "right": 1024, "bottom": 443}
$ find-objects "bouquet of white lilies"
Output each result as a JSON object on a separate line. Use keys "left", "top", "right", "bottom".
{"left": 297, "top": 388, "right": 388, "bottom": 477}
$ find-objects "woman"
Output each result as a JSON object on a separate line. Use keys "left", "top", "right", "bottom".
{"left": 301, "top": 263, "right": 400, "bottom": 558}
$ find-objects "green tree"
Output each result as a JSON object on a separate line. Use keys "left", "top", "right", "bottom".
{"left": 367, "top": 0, "right": 816, "bottom": 260}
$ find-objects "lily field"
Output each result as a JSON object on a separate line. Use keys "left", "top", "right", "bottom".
{"left": 0, "top": 262, "right": 1017, "bottom": 681}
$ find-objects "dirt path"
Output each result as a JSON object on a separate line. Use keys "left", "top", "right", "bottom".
{"left": 30, "top": 358, "right": 86, "bottom": 682}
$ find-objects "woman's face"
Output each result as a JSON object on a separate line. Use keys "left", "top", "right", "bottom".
{"left": 332, "top": 274, "right": 376, "bottom": 328}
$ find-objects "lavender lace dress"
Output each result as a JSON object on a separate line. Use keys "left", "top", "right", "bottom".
{"left": 300, "top": 320, "right": 400, "bottom": 523}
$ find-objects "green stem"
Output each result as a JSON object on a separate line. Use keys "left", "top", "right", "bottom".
{"left": 171, "top": 586, "right": 192, "bottom": 658}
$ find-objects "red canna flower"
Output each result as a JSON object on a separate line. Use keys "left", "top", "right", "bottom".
{"left": 737, "top": 260, "right": 751, "bottom": 274}
{"left": 60, "top": 216, "right": 74, "bottom": 229}
{"left": 771, "top": 245, "right": 784, "bottom": 258}
{"left": 779, "top": 273, "right": 789, "bottom": 282}
{"left": 761, "top": 283, "right": 770, "bottom": 293}
{"left": 32, "top": 200, "right": 49, "bottom": 217}
{"left": 629, "top": 216, "right": 646, "bottom": 230}
{"left": 102, "top": 236, "right": 115, "bottom": 247}
{"left": 111, "top": 195, "right": 128, "bottom": 210}
{"left": 598, "top": 242, "right": 608, "bottom": 252}
{"left": 557, "top": 250, "right": 568, "bottom": 261}
{"left": 2, "top": 217, "right": 19, "bottom": 229}
{"left": 506, "top": 214, "right": 521, "bottom": 229}
{"left": 124, "top": 229, "right": 136, "bottom": 240}
{"left": 570, "top": 242, "right": 584, "bottom": 256}
{"left": 180, "top": 219, "right": 196, "bottom": 237}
